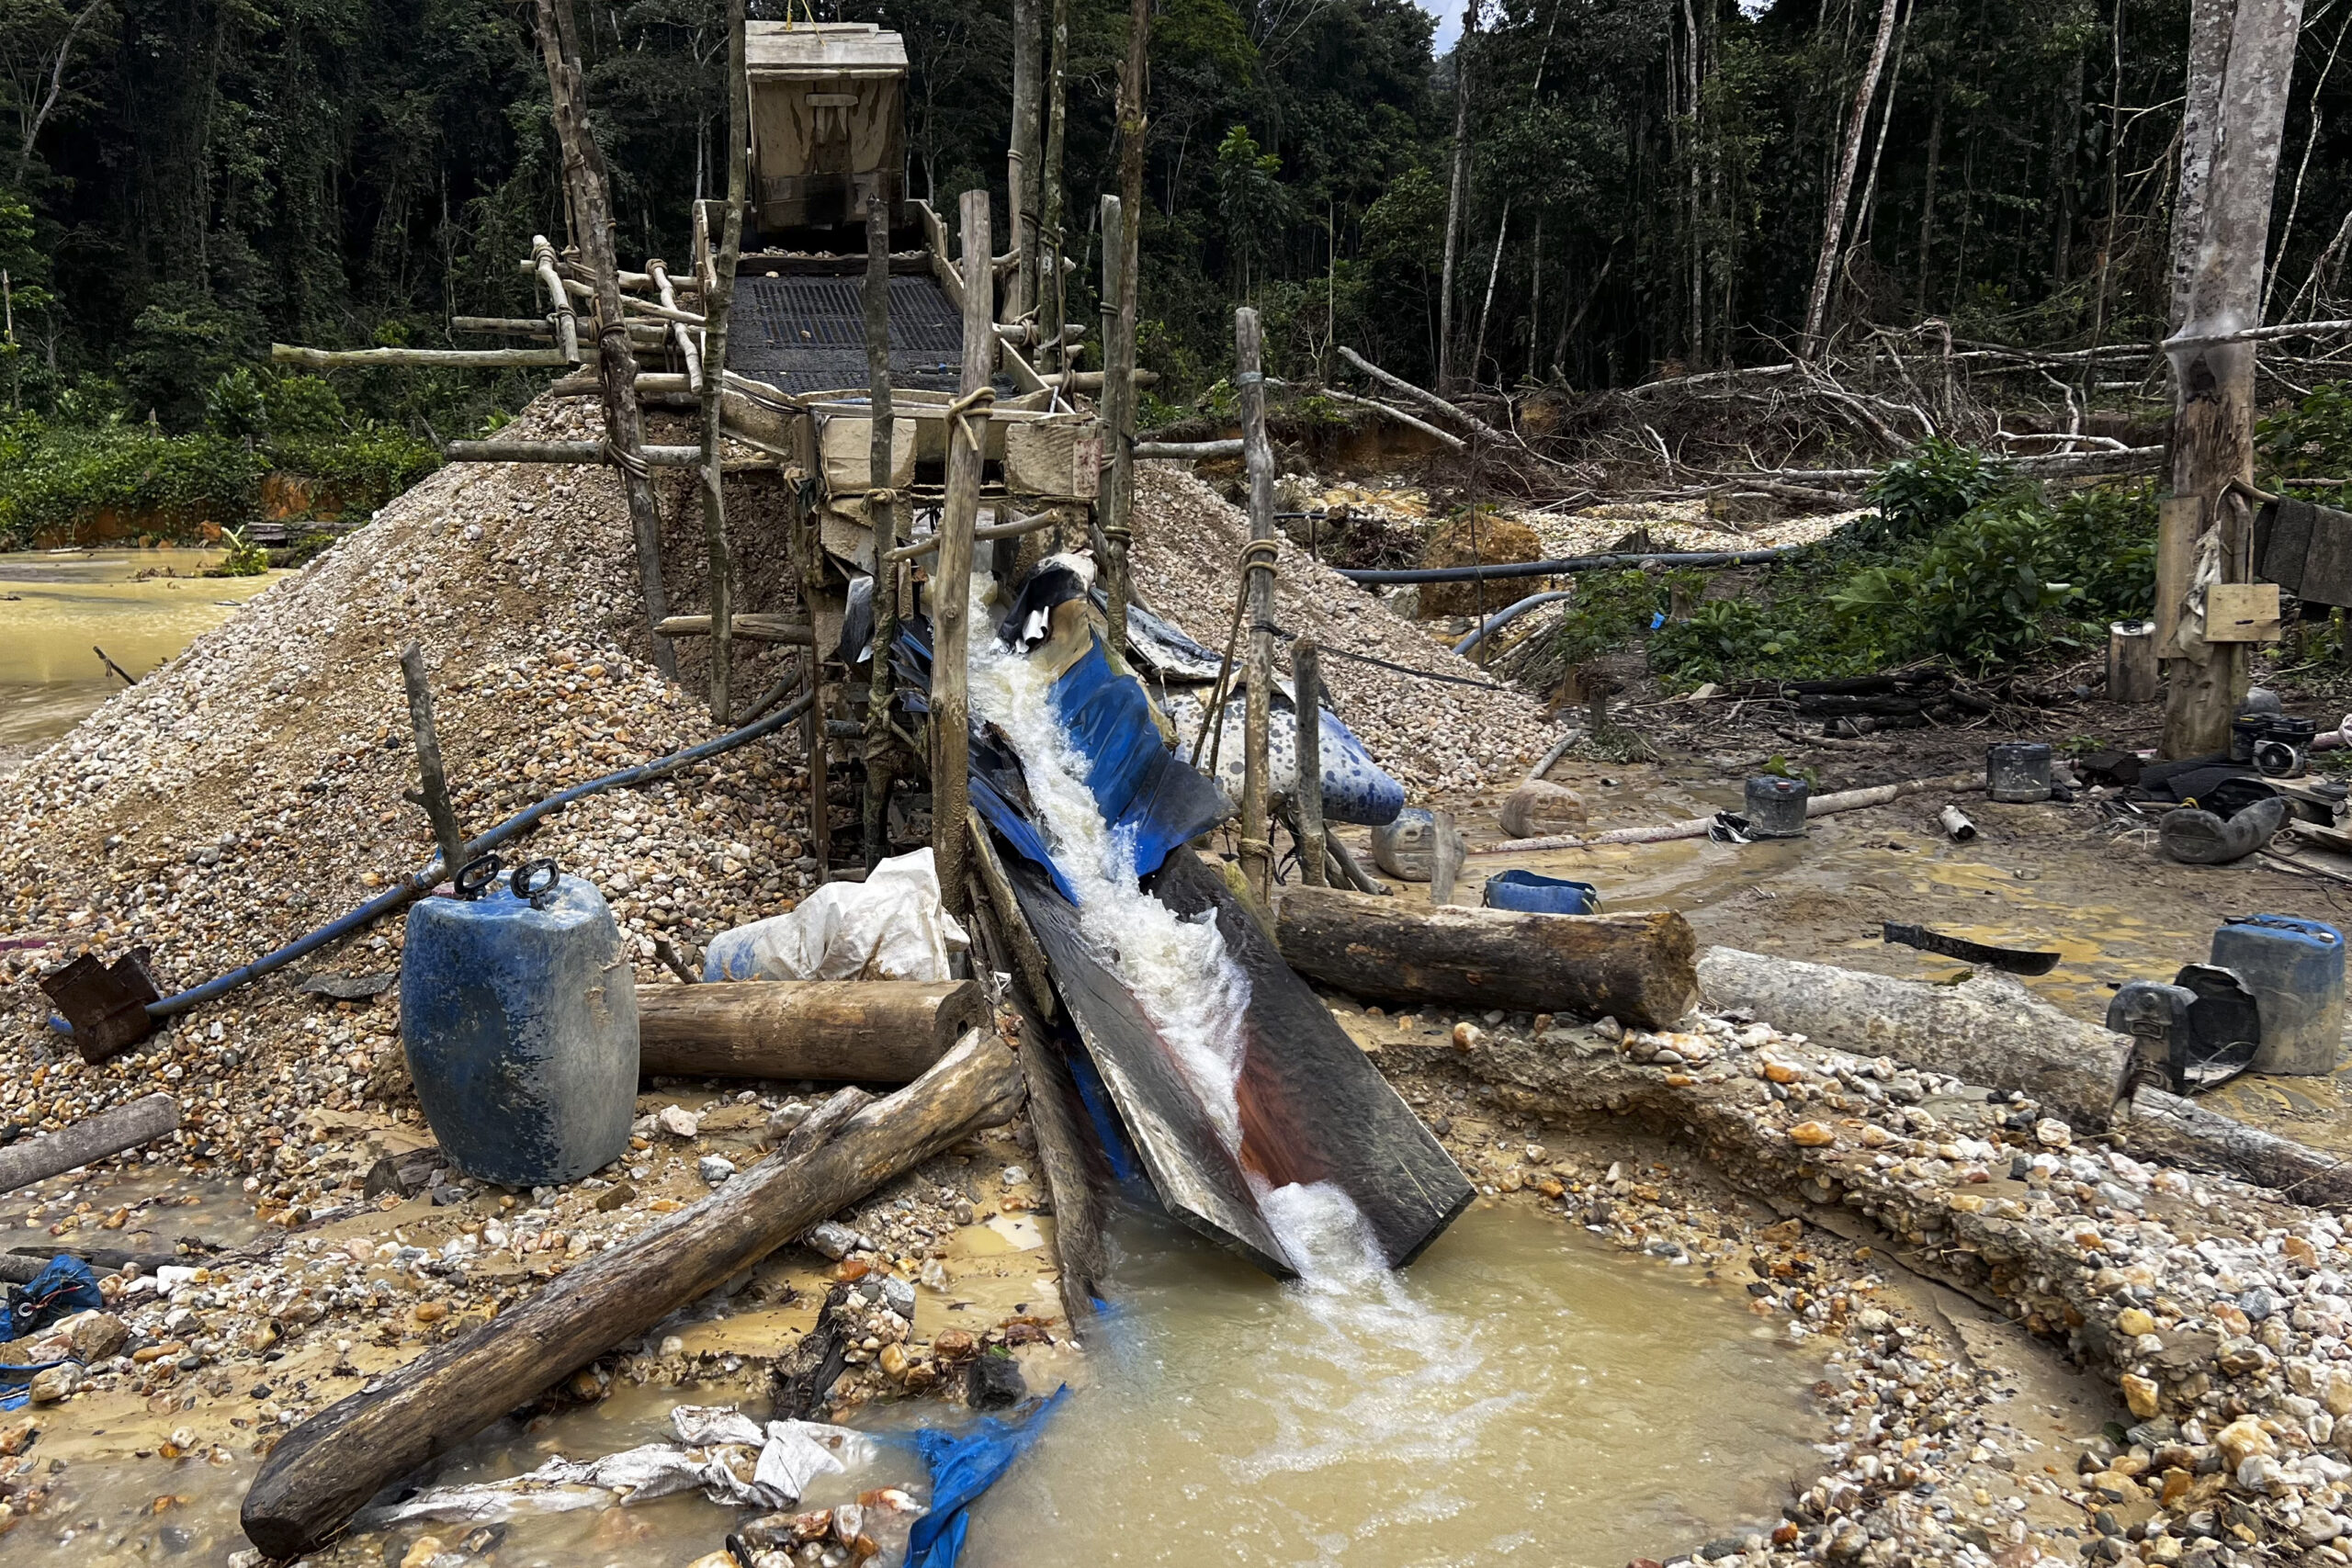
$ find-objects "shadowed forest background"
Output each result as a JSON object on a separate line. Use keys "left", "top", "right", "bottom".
{"left": 13, "top": 0, "right": 2343, "bottom": 426}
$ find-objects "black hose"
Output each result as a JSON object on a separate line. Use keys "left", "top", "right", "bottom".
{"left": 1338, "top": 547, "right": 1803, "bottom": 585}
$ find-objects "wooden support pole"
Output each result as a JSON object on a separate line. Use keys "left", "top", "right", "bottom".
{"left": 885, "top": 509, "right": 1060, "bottom": 563}
{"left": 1098, "top": 194, "right": 1132, "bottom": 648}
{"left": 865, "top": 193, "right": 900, "bottom": 873}
{"left": 2108, "top": 619, "right": 2161, "bottom": 703}
{"left": 274, "top": 344, "right": 579, "bottom": 370}
{"left": 933, "top": 190, "right": 992, "bottom": 921}
{"left": 238, "top": 1033, "right": 1023, "bottom": 1560}
{"left": 0, "top": 1094, "right": 178, "bottom": 1196}
{"left": 1293, "top": 635, "right": 1326, "bottom": 886}
{"left": 1009, "top": 0, "right": 1044, "bottom": 323}
{"left": 647, "top": 260, "right": 707, "bottom": 394}
{"left": 1236, "top": 307, "right": 1277, "bottom": 906}
{"left": 635, "top": 979, "right": 988, "bottom": 1081}
{"left": 446, "top": 439, "right": 707, "bottom": 467}
{"left": 532, "top": 234, "right": 581, "bottom": 363}
{"left": 532, "top": 0, "right": 675, "bottom": 680}
{"left": 696, "top": 0, "right": 746, "bottom": 726}
{"left": 398, "top": 641, "right": 467, "bottom": 882}
{"left": 1039, "top": 0, "right": 1070, "bottom": 378}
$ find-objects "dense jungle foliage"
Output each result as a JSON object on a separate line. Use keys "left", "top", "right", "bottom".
{"left": 6, "top": 0, "right": 2352, "bottom": 432}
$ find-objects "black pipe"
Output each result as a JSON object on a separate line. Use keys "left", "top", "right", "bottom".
{"left": 1337, "top": 546, "right": 1803, "bottom": 585}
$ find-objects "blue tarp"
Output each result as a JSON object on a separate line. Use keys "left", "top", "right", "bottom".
{"left": 6, "top": 1255, "right": 101, "bottom": 1340}
{"left": 900, "top": 1386, "right": 1070, "bottom": 1568}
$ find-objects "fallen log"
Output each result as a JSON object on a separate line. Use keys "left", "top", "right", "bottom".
{"left": 239, "top": 1032, "right": 1022, "bottom": 1558}
{"left": 1272, "top": 887, "right": 1699, "bottom": 1030}
{"left": 2120, "top": 1085, "right": 2352, "bottom": 1204}
{"left": 444, "top": 439, "right": 705, "bottom": 467}
{"left": 0, "top": 1095, "right": 179, "bottom": 1196}
{"left": 1696, "top": 947, "right": 2131, "bottom": 1129}
{"left": 635, "top": 979, "right": 989, "bottom": 1082}
{"left": 1476, "top": 772, "right": 1984, "bottom": 854}
{"left": 1336, "top": 345, "right": 1511, "bottom": 446}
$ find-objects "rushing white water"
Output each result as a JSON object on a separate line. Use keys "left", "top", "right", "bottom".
{"left": 963, "top": 584, "right": 1396, "bottom": 1285}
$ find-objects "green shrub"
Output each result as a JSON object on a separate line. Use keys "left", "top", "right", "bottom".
{"left": 1863, "top": 437, "right": 2010, "bottom": 541}
{"left": 0, "top": 415, "right": 265, "bottom": 547}
{"left": 2260, "top": 381, "right": 2352, "bottom": 480}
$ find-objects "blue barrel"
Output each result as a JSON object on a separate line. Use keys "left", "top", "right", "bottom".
{"left": 2211, "top": 914, "right": 2346, "bottom": 1077}
{"left": 1482, "top": 869, "right": 1600, "bottom": 916}
{"left": 400, "top": 874, "right": 639, "bottom": 1185}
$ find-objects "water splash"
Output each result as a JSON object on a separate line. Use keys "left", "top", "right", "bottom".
{"left": 961, "top": 583, "right": 1383, "bottom": 1288}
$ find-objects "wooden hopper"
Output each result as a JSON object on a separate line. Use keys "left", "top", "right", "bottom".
{"left": 746, "top": 21, "right": 908, "bottom": 235}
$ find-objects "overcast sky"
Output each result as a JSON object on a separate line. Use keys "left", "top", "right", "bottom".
{"left": 1418, "top": 0, "right": 1465, "bottom": 52}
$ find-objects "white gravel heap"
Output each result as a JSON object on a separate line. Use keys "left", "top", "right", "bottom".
{"left": 1129, "top": 464, "right": 1558, "bottom": 795}
{"left": 0, "top": 398, "right": 815, "bottom": 1163}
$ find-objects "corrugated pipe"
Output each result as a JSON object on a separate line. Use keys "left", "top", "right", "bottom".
{"left": 50, "top": 690, "right": 817, "bottom": 1038}
{"left": 1339, "top": 546, "right": 1803, "bottom": 586}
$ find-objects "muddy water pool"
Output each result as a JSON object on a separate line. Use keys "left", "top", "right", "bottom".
{"left": 0, "top": 548, "right": 277, "bottom": 750}
{"left": 29, "top": 1201, "right": 1822, "bottom": 1567}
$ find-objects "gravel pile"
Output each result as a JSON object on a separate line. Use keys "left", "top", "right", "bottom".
{"left": 1521, "top": 497, "right": 1869, "bottom": 558}
{"left": 1131, "top": 464, "right": 1559, "bottom": 795}
{"left": 0, "top": 397, "right": 816, "bottom": 1168}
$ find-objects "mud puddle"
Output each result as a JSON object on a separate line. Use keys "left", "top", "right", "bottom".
{"left": 0, "top": 548, "right": 277, "bottom": 751}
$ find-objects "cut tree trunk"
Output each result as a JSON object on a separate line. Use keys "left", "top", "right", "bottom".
{"left": 239, "top": 1032, "right": 1022, "bottom": 1558}
{"left": 2161, "top": 0, "right": 2306, "bottom": 757}
{"left": 0, "top": 1094, "right": 179, "bottom": 1195}
{"left": 1696, "top": 946, "right": 2132, "bottom": 1129}
{"left": 1272, "top": 887, "right": 1699, "bottom": 1030}
{"left": 695, "top": 0, "right": 749, "bottom": 725}
{"left": 1438, "top": 0, "right": 1476, "bottom": 390}
{"left": 634, "top": 980, "right": 989, "bottom": 1081}
{"left": 931, "top": 190, "right": 993, "bottom": 919}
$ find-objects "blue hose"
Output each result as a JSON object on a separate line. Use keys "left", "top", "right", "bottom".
{"left": 50, "top": 689, "right": 817, "bottom": 1038}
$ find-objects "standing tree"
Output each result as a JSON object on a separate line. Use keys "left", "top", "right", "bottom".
{"left": 2160, "top": 0, "right": 2306, "bottom": 756}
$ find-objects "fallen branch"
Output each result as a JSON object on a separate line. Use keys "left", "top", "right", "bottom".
{"left": 1337, "top": 345, "right": 1513, "bottom": 446}
{"left": 1474, "top": 772, "right": 1985, "bottom": 853}
{"left": 240, "top": 1031, "right": 1023, "bottom": 1558}
{"left": 1312, "top": 386, "right": 1468, "bottom": 452}
{"left": 652, "top": 614, "right": 815, "bottom": 644}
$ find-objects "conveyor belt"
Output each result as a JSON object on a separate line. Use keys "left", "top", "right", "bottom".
{"left": 728, "top": 270, "right": 965, "bottom": 394}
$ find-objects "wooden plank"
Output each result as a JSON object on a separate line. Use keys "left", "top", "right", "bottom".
{"left": 2156, "top": 494, "right": 2201, "bottom": 654}
{"left": 2205, "top": 581, "right": 2283, "bottom": 641}
{"left": 636, "top": 979, "right": 987, "bottom": 1080}
{"left": 1274, "top": 886, "right": 1701, "bottom": 1030}
{"left": 650, "top": 615, "right": 815, "bottom": 643}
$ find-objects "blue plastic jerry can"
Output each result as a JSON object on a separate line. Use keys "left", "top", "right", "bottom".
{"left": 2211, "top": 914, "right": 2346, "bottom": 1077}
{"left": 400, "top": 863, "right": 639, "bottom": 1185}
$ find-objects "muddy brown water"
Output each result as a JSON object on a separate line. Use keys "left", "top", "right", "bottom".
{"left": 0, "top": 548, "right": 277, "bottom": 751}
{"left": 28, "top": 1202, "right": 1822, "bottom": 1567}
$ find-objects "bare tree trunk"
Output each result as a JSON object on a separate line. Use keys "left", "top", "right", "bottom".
{"left": 1009, "top": 0, "right": 1045, "bottom": 321}
{"left": 1842, "top": 0, "right": 1908, "bottom": 294}
{"left": 2266, "top": 7, "right": 2351, "bottom": 321}
{"left": 695, "top": 0, "right": 747, "bottom": 725}
{"left": 1915, "top": 82, "right": 1946, "bottom": 312}
{"left": 534, "top": 0, "right": 674, "bottom": 679}
{"left": 2162, "top": 0, "right": 2307, "bottom": 758}
{"left": 1469, "top": 0, "right": 1557, "bottom": 388}
{"left": 1801, "top": 0, "right": 1904, "bottom": 356}
{"left": 1438, "top": 0, "right": 1476, "bottom": 392}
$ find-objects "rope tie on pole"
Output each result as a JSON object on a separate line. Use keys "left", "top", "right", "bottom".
{"left": 602, "top": 440, "right": 650, "bottom": 480}
{"left": 945, "top": 385, "right": 996, "bottom": 455}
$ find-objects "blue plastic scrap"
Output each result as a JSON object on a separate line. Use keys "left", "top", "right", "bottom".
{"left": 6, "top": 1255, "right": 102, "bottom": 1339}
{"left": 900, "top": 1386, "right": 1069, "bottom": 1568}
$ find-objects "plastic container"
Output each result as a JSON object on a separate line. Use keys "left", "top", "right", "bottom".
{"left": 1985, "top": 741, "right": 2054, "bottom": 803}
{"left": 1744, "top": 775, "right": 1811, "bottom": 839}
{"left": 1482, "top": 869, "right": 1600, "bottom": 916}
{"left": 2211, "top": 914, "right": 2346, "bottom": 1077}
{"left": 401, "top": 871, "right": 639, "bottom": 1184}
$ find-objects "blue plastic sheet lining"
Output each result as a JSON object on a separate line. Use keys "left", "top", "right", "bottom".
{"left": 896, "top": 1386, "right": 1069, "bottom": 1568}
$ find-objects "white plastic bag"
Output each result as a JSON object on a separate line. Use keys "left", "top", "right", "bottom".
{"left": 702, "top": 847, "right": 969, "bottom": 982}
